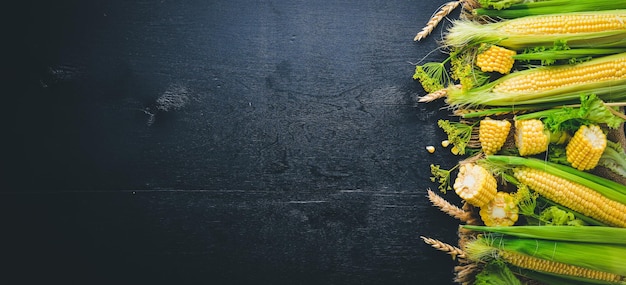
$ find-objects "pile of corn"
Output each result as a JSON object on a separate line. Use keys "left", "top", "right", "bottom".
{"left": 414, "top": 0, "right": 626, "bottom": 284}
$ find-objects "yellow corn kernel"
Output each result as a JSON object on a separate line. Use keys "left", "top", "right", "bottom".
{"left": 499, "top": 250, "right": 625, "bottom": 283}
{"left": 453, "top": 163, "right": 497, "bottom": 207}
{"left": 493, "top": 55, "right": 626, "bottom": 95}
{"left": 426, "top": 146, "right": 436, "bottom": 153}
{"left": 479, "top": 118, "right": 511, "bottom": 155}
{"left": 479, "top": 192, "right": 519, "bottom": 226}
{"left": 514, "top": 119, "right": 549, "bottom": 156}
{"left": 566, "top": 125, "right": 607, "bottom": 170}
{"left": 497, "top": 13, "right": 626, "bottom": 35}
{"left": 476, "top": 45, "right": 516, "bottom": 74}
{"left": 513, "top": 166, "right": 626, "bottom": 227}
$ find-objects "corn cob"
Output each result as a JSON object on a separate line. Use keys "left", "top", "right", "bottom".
{"left": 446, "top": 52, "right": 626, "bottom": 108}
{"left": 479, "top": 118, "right": 511, "bottom": 155}
{"left": 513, "top": 166, "right": 626, "bottom": 227}
{"left": 499, "top": 250, "right": 625, "bottom": 283}
{"left": 514, "top": 119, "right": 549, "bottom": 156}
{"left": 492, "top": 54, "right": 626, "bottom": 95}
{"left": 445, "top": 11, "right": 626, "bottom": 50}
{"left": 478, "top": 192, "right": 519, "bottom": 226}
{"left": 453, "top": 163, "right": 497, "bottom": 207}
{"left": 566, "top": 125, "right": 607, "bottom": 170}
{"left": 475, "top": 45, "right": 516, "bottom": 74}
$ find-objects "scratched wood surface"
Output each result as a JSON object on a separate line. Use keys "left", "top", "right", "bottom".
{"left": 6, "top": 0, "right": 462, "bottom": 284}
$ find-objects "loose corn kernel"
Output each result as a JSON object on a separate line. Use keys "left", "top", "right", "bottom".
{"left": 513, "top": 166, "right": 626, "bottom": 227}
{"left": 515, "top": 119, "right": 549, "bottom": 156}
{"left": 479, "top": 192, "right": 519, "bottom": 226}
{"left": 426, "top": 146, "right": 436, "bottom": 153}
{"left": 479, "top": 118, "right": 511, "bottom": 155}
{"left": 476, "top": 45, "right": 516, "bottom": 74}
{"left": 441, "top": 140, "right": 450, "bottom": 148}
{"left": 453, "top": 163, "right": 498, "bottom": 207}
{"left": 493, "top": 55, "right": 626, "bottom": 95}
{"left": 499, "top": 250, "right": 625, "bottom": 283}
{"left": 566, "top": 125, "right": 607, "bottom": 170}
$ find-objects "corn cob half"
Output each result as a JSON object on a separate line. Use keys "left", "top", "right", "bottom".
{"left": 453, "top": 163, "right": 498, "bottom": 207}
{"left": 475, "top": 45, "right": 516, "bottom": 74}
{"left": 514, "top": 119, "right": 549, "bottom": 156}
{"left": 479, "top": 118, "right": 511, "bottom": 155}
{"left": 566, "top": 125, "right": 607, "bottom": 170}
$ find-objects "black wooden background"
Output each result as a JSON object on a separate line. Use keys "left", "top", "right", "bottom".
{"left": 6, "top": 1, "right": 464, "bottom": 284}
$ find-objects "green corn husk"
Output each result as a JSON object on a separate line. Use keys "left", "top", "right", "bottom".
{"left": 466, "top": 236, "right": 626, "bottom": 277}
{"left": 462, "top": 225, "right": 626, "bottom": 245}
{"left": 513, "top": 48, "right": 626, "bottom": 65}
{"left": 474, "top": 0, "right": 626, "bottom": 19}
{"left": 445, "top": 11, "right": 626, "bottom": 50}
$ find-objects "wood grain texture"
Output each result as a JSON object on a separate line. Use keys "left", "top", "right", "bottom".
{"left": 5, "top": 0, "right": 462, "bottom": 284}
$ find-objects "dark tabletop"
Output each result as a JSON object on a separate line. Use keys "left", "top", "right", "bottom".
{"left": 6, "top": 1, "right": 462, "bottom": 284}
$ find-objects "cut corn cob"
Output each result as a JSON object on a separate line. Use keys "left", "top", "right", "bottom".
{"left": 453, "top": 163, "right": 497, "bottom": 207}
{"left": 479, "top": 118, "right": 511, "bottom": 155}
{"left": 446, "top": 52, "right": 626, "bottom": 108}
{"left": 513, "top": 166, "right": 626, "bottom": 227}
{"left": 514, "top": 119, "right": 549, "bottom": 156}
{"left": 476, "top": 45, "right": 517, "bottom": 74}
{"left": 445, "top": 11, "right": 626, "bottom": 50}
{"left": 499, "top": 250, "right": 625, "bottom": 283}
{"left": 566, "top": 125, "right": 607, "bottom": 170}
{"left": 479, "top": 192, "right": 519, "bottom": 226}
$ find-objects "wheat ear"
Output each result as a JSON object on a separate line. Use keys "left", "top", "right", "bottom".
{"left": 414, "top": 1, "right": 461, "bottom": 41}
{"left": 427, "top": 188, "right": 471, "bottom": 222}
{"left": 454, "top": 263, "right": 478, "bottom": 284}
{"left": 421, "top": 236, "right": 467, "bottom": 260}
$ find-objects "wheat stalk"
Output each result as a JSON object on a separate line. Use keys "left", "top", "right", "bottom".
{"left": 427, "top": 189, "right": 471, "bottom": 222}
{"left": 421, "top": 236, "right": 467, "bottom": 260}
{"left": 414, "top": 1, "right": 461, "bottom": 41}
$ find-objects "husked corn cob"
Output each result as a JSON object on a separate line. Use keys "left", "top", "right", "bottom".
{"left": 499, "top": 250, "right": 625, "bottom": 283}
{"left": 479, "top": 192, "right": 519, "bottom": 226}
{"left": 453, "top": 163, "right": 497, "bottom": 207}
{"left": 492, "top": 54, "right": 626, "bottom": 95}
{"left": 476, "top": 45, "right": 516, "bottom": 74}
{"left": 514, "top": 119, "right": 549, "bottom": 156}
{"left": 446, "top": 52, "right": 626, "bottom": 107}
{"left": 566, "top": 125, "right": 607, "bottom": 170}
{"left": 479, "top": 118, "right": 511, "bottom": 155}
{"left": 445, "top": 11, "right": 626, "bottom": 50}
{"left": 498, "top": 13, "right": 626, "bottom": 35}
{"left": 513, "top": 166, "right": 626, "bottom": 227}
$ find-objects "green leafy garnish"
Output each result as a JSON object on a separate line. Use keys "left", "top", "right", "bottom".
{"left": 437, "top": 119, "right": 476, "bottom": 155}
{"left": 539, "top": 206, "right": 586, "bottom": 226}
{"left": 413, "top": 61, "right": 451, "bottom": 93}
{"left": 516, "top": 94, "right": 625, "bottom": 133}
{"left": 474, "top": 260, "right": 522, "bottom": 285}
{"left": 430, "top": 164, "right": 455, "bottom": 193}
